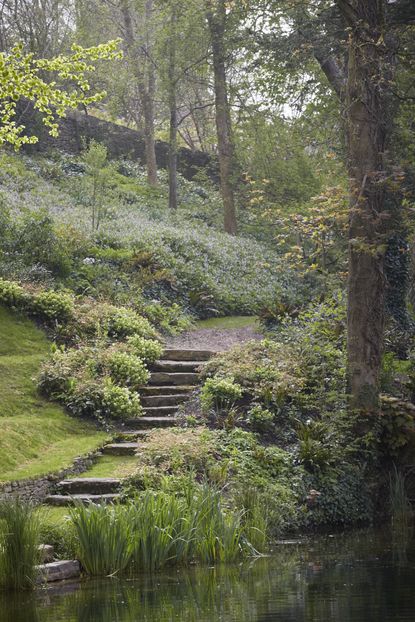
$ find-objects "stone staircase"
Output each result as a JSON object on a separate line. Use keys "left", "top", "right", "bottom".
{"left": 46, "top": 348, "right": 215, "bottom": 506}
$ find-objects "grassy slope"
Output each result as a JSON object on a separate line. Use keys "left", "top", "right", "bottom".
{"left": 196, "top": 316, "right": 259, "bottom": 329}
{"left": 0, "top": 306, "right": 107, "bottom": 482}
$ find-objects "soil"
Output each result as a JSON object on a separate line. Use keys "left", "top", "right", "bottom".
{"left": 165, "top": 324, "right": 263, "bottom": 352}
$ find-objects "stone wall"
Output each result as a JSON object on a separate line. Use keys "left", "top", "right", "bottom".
{"left": 18, "top": 104, "right": 219, "bottom": 182}
{"left": 0, "top": 449, "right": 102, "bottom": 503}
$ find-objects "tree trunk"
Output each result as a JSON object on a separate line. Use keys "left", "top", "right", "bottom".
{"left": 206, "top": 0, "right": 237, "bottom": 235}
{"left": 121, "top": 0, "right": 157, "bottom": 186}
{"left": 337, "top": 0, "right": 395, "bottom": 412}
{"left": 168, "top": 3, "right": 178, "bottom": 210}
{"left": 144, "top": 0, "right": 157, "bottom": 186}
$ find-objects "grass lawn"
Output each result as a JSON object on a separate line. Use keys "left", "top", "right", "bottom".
{"left": 78, "top": 455, "right": 138, "bottom": 479}
{"left": 196, "top": 316, "right": 260, "bottom": 329}
{"left": 0, "top": 306, "right": 107, "bottom": 482}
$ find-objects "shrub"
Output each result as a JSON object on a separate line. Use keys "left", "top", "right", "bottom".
{"left": 0, "top": 499, "right": 41, "bottom": 590}
{"left": 126, "top": 335, "right": 163, "bottom": 363}
{"left": 102, "top": 379, "right": 143, "bottom": 419}
{"left": 109, "top": 307, "right": 157, "bottom": 339}
{"left": 0, "top": 279, "right": 27, "bottom": 308}
{"left": 66, "top": 379, "right": 106, "bottom": 420}
{"left": 200, "top": 377, "right": 243, "bottom": 413}
{"left": 247, "top": 405, "right": 275, "bottom": 433}
{"left": 38, "top": 347, "right": 92, "bottom": 398}
{"left": 107, "top": 352, "right": 150, "bottom": 389}
{"left": 31, "top": 290, "right": 74, "bottom": 322}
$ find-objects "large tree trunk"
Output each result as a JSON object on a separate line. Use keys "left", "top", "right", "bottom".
{"left": 206, "top": 0, "right": 237, "bottom": 235}
{"left": 337, "top": 0, "right": 395, "bottom": 411}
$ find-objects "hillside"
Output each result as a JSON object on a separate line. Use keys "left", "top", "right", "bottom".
{"left": 0, "top": 306, "right": 106, "bottom": 482}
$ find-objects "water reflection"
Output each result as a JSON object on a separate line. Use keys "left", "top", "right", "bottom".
{"left": 1, "top": 529, "right": 415, "bottom": 622}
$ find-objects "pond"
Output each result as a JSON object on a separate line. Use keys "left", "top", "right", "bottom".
{"left": 1, "top": 528, "right": 415, "bottom": 621}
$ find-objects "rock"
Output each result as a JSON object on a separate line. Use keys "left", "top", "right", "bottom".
{"left": 36, "top": 560, "right": 81, "bottom": 583}
{"left": 38, "top": 544, "right": 55, "bottom": 563}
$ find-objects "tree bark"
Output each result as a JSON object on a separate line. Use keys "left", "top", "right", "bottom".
{"left": 206, "top": 0, "right": 237, "bottom": 235}
{"left": 336, "top": 0, "right": 395, "bottom": 411}
{"left": 168, "top": 3, "right": 178, "bottom": 210}
{"left": 120, "top": 0, "right": 157, "bottom": 186}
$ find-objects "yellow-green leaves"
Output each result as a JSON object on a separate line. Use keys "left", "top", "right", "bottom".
{"left": 0, "top": 40, "right": 122, "bottom": 148}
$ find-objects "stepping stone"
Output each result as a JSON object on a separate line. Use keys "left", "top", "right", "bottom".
{"left": 102, "top": 443, "right": 139, "bottom": 456}
{"left": 125, "top": 416, "right": 178, "bottom": 429}
{"left": 162, "top": 349, "right": 216, "bottom": 361}
{"left": 143, "top": 405, "right": 178, "bottom": 416}
{"left": 36, "top": 560, "right": 81, "bottom": 583}
{"left": 149, "top": 372, "right": 199, "bottom": 386}
{"left": 46, "top": 493, "right": 121, "bottom": 506}
{"left": 140, "top": 385, "right": 194, "bottom": 396}
{"left": 151, "top": 360, "right": 206, "bottom": 373}
{"left": 58, "top": 478, "right": 121, "bottom": 494}
{"left": 141, "top": 393, "right": 190, "bottom": 407}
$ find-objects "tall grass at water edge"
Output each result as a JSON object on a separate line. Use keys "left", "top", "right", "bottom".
{"left": 70, "top": 483, "right": 267, "bottom": 577}
{"left": 0, "top": 499, "right": 41, "bottom": 591}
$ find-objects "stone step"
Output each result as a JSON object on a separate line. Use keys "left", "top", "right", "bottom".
{"left": 143, "top": 405, "right": 178, "bottom": 416}
{"left": 46, "top": 493, "right": 121, "bottom": 506}
{"left": 113, "top": 430, "right": 149, "bottom": 441}
{"left": 162, "top": 349, "right": 216, "bottom": 361}
{"left": 152, "top": 360, "right": 206, "bottom": 373}
{"left": 58, "top": 478, "right": 121, "bottom": 494}
{"left": 125, "top": 416, "right": 178, "bottom": 429}
{"left": 149, "top": 372, "right": 199, "bottom": 386}
{"left": 102, "top": 443, "right": 139, "bottom": 456}
{"left": 140, "top": 385, "right": 194, "bottom": 396}
{"left": 141, "top": 393, "right": 190, "bottom": 407}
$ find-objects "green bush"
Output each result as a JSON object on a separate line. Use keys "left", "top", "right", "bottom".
{"left": 126, "top": 335, "right": 163, "bottom": 363}
{"left": 107, "top": 352, "right": 150, "bottom": 389}
{"left": 102, "top": 379, "right": 143, "bottom": 419}
{"left": 0, "top": 279, "right": 27, "bottom": 308}
{"left": 38, "top": 348, "right": 84, "bottom": 398}
{"left": 200, "top": 377, "right": 243, "bottom": 413}
{"left": 31, "top": 290, "right": 74, "bottom": 322}
{"left": 109, "top": 308, "right": 157, "bottom": 339}
{"left": 247, "top": 405, "right": 275, "bottom": 433}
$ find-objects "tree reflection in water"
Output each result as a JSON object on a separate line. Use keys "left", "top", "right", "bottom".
{"left": 1, "top": 528, "right": 415, "bottom": 622}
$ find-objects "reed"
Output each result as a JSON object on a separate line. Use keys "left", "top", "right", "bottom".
{"left": 70, "top": 483, "right": 261, "bottom": 576}
{"left": 0, "top": 498, "right": 41, "bottom": 591}
{"left": 70, "top": 503, "right": 134, "bottom": 576}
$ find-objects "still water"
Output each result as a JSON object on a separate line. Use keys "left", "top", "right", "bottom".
{"left": 1, "top": 528, "right": 415, "bottom": 622}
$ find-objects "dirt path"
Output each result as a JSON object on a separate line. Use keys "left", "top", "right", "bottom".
{"left": 165, "top": 324, "right": 263, "bottom": 352}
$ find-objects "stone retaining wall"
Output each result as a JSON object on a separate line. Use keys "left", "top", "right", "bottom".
{"left": 0, "top": 449, "right": 102, "bottom": 503}
{"left": 17, "top": 103, "right": 219, "bottom": 182}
